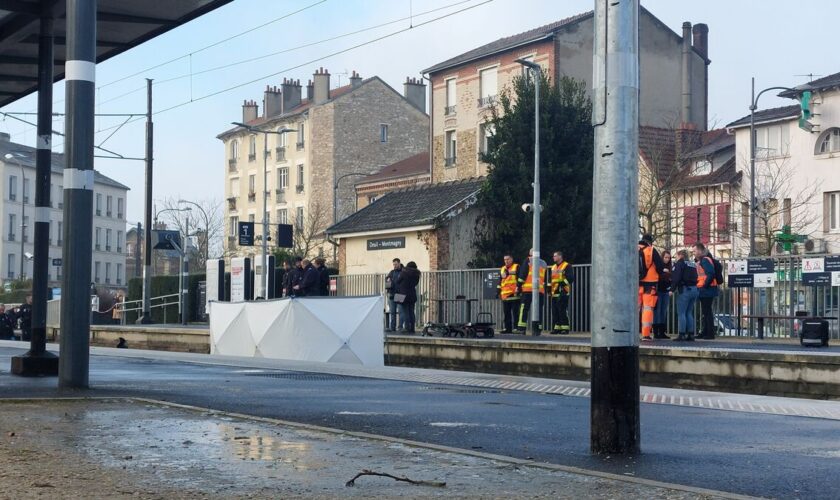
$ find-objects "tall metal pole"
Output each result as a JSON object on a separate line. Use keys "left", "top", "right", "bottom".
{"left": 138, "top": 79, "right": 154, "bottom": 323}
{"left": 261, "top": 131, "right": 268, "bottom": 298}
{"left": 590, "top": 0, "right": 640, "bottom": 455}
{"left": 19, "top": 163, "right": 25, "bottom": 279}
{"left": 529, "top": 66, "right": 541, "bottom": 336}
{"left": 135, "top": 222, "right": 142, "bottom": 277}
{"left": 11, "top": 13, "right": 59, "bottom": 376}
{"left": 182, "top": 217, "right": 190, "bottom": 324}
{"left": 58, "top": 0, "right": 96, "bottom": 388}
{"left": 749, "top": 77, "right": 756, "bottom": 257}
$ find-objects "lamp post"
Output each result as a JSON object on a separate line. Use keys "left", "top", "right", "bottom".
{"left": 515, "top": 57, "right": 542, "bottom": 336}
{"left": 748, "top": 78, "right": 794, "bottom": 257}
{"left": 232, "top": 122, "right": 295, "bottom": 298}
{"left": 333, "top": 172, "right": 368, "bottom": 262}
{"left": 155, "top": 206, "right": 191, "bottom": 322}
{"left": 177, "top": 199, "right": 210, "bottom": 266}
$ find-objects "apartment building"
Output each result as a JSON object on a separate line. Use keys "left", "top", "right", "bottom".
{"left": 0, "top": 134, "right": 129, "bottom": 288}
{"left": 218, "top": 69, "right": 429, "bottom": 266}
{"left": 422, "top": 8, "right": 710, "bottom": 182}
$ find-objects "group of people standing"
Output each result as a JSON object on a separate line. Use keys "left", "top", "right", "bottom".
{"left": 498, "top": 250, "right": 574, "bottom": 335}
{"left": 639, "top": 234, "right": 720, "bottom": 342}
{"left": 281, "top": 257, "right": 330, "bottom": 298}
{"left": 0, "top": 295, "right": 32, "bottom": 341}
{"left": 384, "top": 258, "right": 421, "bottom": 333}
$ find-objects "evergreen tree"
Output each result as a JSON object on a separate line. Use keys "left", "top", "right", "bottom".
{"left": 475, "top": 72, "right": 593, "bottom": 266}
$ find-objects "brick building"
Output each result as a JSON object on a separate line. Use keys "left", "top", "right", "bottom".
{"left": 354, "top": 152, "right": 431, "bottom": 211}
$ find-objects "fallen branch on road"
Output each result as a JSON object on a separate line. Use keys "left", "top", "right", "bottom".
{"left": 345, "top": 469, "right": 446, "bottom": 488}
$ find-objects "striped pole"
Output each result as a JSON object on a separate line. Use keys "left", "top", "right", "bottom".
{"left": 58, "top": 0, "right": 96, "bottom": 388}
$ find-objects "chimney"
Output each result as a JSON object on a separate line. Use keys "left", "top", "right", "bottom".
{"left": 675, "top": 123, "right": 702, "bottom": 161}
{"left": 263, "top": 85, "right": 282, "bottom": 118}
{"left": 0, "top": 132, "right": 9, "bottom": 142}
{"left": 681, "top": 22, "right": 693, "bottom": 127}
{"left": 281, "top": 78, "right": 302, "bottom": 113}
{"left": 403, "top": 76, "right": 426, "bottom": 112}
{"left": 349, "top": 70, "right": 362, "bottom": 88}
{"left": 242, "top": 99, "right": 258, "bottom": 123}
{"left": 313, "top": 67, "right": 330, "bottom": 104}
{"left": 306, "top": 79, "right": 314, "bottom": 101}
{"left": 692, "top": 23, "right": 710, "bottom": 131}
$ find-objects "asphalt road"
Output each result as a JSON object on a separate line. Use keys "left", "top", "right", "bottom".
{"left": 1, "top": 345, "right": 838, "bottom": 499}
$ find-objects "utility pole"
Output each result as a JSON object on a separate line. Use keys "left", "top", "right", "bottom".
{"left": 138, "top": 78, "right": 153, "bottom": 323}
{"left": 181, "top": 217, "right": 190, "bottom": 324}
{"left": 58, "top": 0, "right": 96, "bottom": 388}
{"left": 11, "top": 12, "right": 59, "bottom": 376}
{"left": 135, "top": 222, "right": 142, "bottom": 277}
{"left": 261, "top": 130, "right": 268, "bottom": 298}
{"left": 590, "top": 0, "right": 640, "bottom": 455}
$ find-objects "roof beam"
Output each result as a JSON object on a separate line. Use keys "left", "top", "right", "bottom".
{"left": 0, "top": 1, "right": 39, "bottom": 16}
{"left": 97, "top": 11, "right": 175, "bottom": 25}
{"left": 21, "top": 34, "right": 129, "bottom": 48}
{"left": 0, "top": 54, "right": 65, "bottom": 65}
{"left": 0, "top": 73, "right": 37, "bottom": 81}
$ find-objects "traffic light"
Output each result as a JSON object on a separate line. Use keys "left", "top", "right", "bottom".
{"left": 799, "top": 91, "right": 813, "bottom": 132}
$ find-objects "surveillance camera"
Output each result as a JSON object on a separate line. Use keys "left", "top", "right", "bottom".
{"left": 24, "top": 252, "right": 33, "bottom": 260}
{"left": 521, "top": 203, "right": 533, "bottom": 213}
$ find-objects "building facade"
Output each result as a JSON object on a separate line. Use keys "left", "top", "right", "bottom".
{"left": 218, "top": 69, "right": 429, "bottom": 267}
{"left": 0, "top": 134, "right": 129, "bottom": 289}
{"left": 354, "top": 152, "right": 431, "bottom": 211}
{"left": 423, "top": 8, "right": 710, "bottom": 182}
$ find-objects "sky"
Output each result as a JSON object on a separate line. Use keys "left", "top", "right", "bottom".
{"left": 1, "top": 0, "right": 838, "bottom": 225}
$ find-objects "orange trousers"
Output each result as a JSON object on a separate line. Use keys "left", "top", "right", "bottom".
{"left": 638, "top": 286, "right": 658, "bottom": 338}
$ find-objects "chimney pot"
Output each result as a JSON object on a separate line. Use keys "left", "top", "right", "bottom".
{"left": 403, "top": 76, "right": 426, "bottom": 113}
{"left": 313, "top": 67, "right": 330, "bottom": 104}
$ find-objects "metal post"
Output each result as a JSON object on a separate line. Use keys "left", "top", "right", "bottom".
{"left": 138, "top": 79, "right": 154, "bottom": 323}
{"left": 182, "top": 217, "right": 189, "bottom": 325}
{"left": 11, "top": 14, "right": 59, "bottom": 376}
{"left": 134, "top": 222, "right": 141, "bottom": 277}
{"left": 58, "top": 0, "right": 96, "bottom": 388}
{"left": 590, "top": 0, "right": 640, "bottom": 455}
{"left": 529, "top": 66, "right": 541, "bottom": 336}
{"left": 749, "top": 77, "right": 756, "bottom": 257}
{"left": 261, "top": 131, "right": 268, "bottom": 298}
{"left": 19, "top": 162, "right": 25, "bottom": 279}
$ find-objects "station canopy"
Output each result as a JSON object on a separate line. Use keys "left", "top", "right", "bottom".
{"left": 0, "top": 0, "right": 232, "bottom": 108}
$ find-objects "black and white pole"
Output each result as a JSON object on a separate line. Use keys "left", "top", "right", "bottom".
{"left": 138, "top": 79, "right": 154, "bottom": 323}
{"left": 58, "top": 0, "right": 96, "bottom": 388}
{"left": 590, "top": 0, "right": 640, "bottom": 454}
{"left": 11, "top": 14, "right": 59, "bottom": 376}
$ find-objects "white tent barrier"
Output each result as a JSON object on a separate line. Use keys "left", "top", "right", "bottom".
{"left": 209, "top": 296, "right": 384, "bottom": 366}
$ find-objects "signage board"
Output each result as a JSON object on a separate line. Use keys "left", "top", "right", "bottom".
{"left": 801, "top": 257, "right": 840, "bottom": 286}
{"left": 482, "top": 270, "right": 501, "bottom": 299}
{"left": 51, "top": 258, "right": 62, "bottom": 266}
{"left": 366, "top": 237, "right": 405, "bottom": 251}
{"left": 230, "top": 257, "right": 248, "bottom": 301}
{"left": 726, "top": 258, "right": 775, "bottom": 288}
{"left": 276, "top": 224, "right": 293, "bottom": 248}
{"left": 238, "top": 222, "right": 255, "bottom": 246}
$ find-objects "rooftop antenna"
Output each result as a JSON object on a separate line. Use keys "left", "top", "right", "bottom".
{"left": 335, "top": 69, "right": 349, "bottom": 87}
{"left": 794, "top": 73, "right": 822, "bottom": 83}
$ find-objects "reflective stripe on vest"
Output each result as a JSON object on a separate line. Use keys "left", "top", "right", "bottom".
{"left": 499, "top": 263, "right": 519, "bottom": 299}
{"left": 550, "top": 261, "right": 570, "bottom": 295}
{"left": 521, "top": 265, "right": 546, "bottom": 294}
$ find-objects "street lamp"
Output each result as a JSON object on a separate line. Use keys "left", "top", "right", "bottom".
{"left": 155, "top": 206, "right": 191, "bottom": 323}
{"left": 333, "top": 172, "right": 369, "bottom": 262}
{"left": 232, "top": 122, "right": 296, "bottom": 298}
{"left": 748, "top": 78, "right": 794, "bottom": 257}
{"left": 5, "top": 152, "right": 27, "bottom": 280}
{"left": 515, "top": 57, "right": 542, "bottom": 336}
{"left": 177, "top": 199, "right": 210, "bottom": 266}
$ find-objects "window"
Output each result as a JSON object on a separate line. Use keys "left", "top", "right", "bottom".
{"left": 683, "top": 206, "right": 711, "bottom": 245}
{"left": 248, "top": 174, "right": 256, "bottom": 201}
{"left": 57, "top": 184, "right": 63, "bottom": 208}
{"left": 230, "top": 177, "right": 240, "bottom": 195}
{"left": 229, "top": 216, "right": 239, "bottom": 237}
{"left": 8, "top": 214, "right": 15, "bottom": 241}
{"left": 716, "top": 204, "right": 731, "bottom": 242}
{"left": 368, "top": 195, "right": 378, "bottom": 205}
{"left": 297, "top": 122, "right": 305, "bottom": 149}
{"left": 277, "top": 129, "right": 287, "bottom": 147}
{"left": 754, "top": 123, "right": 790, "bottom": 159}
{"left": 117, "top": 231, "right": 123, "bottom": 253}
{"left": 479, "top": 123, "right": 495, "bottom": 155}
{"left": 117, "top": 198, "right": 124, "bottom": 218}
{"left": 277, "top": 208, "right": 288, "bottom": 224}
{"left": 296, "top": 206, "right": 304, "bottom": 230}
{"left": 296, "top": 164, "right": 305, "bottom": 192}
{"left": 127, "top": 243, "right": 133, "bottom": 257}
{"left": 22, "top": 177, "right": 29, "bottom": 203}
{"left": 57, "top": 221, "right": 62, "bottom": 246}
{"left": 105, "top": 263, "right": 111, "bottom": 284}
{"left": 817, "top": 128, "right": 840, "bottom": 154}
{"left": 106, "top": 195, "right": 113, "bottom": 216}
{"left": 106, "top": 229, "right": 112, "bottom": 251}
{"left": 8, "top": 175, "right": 16, "bottom": 201}
{"left": 7, "top": 254, "right": 14, "bottom": 279}
{"left": 445, "top": 130, "right": 457, "bottom": 166}
{"left": 692, "top": 159, "right": 712, "bottom": 176}
{"left": 248, "top": 135, "right": 257, "bottom": 161}
{"left": 230, "top": 140, "right": 239, "bottom": 160}
{"left": 94, "top": 262, "right": 100, "bottom": 283}
{"left": 827, "top": 192, "right": 840, "bottom": 231}
{"left": 479, "top": 66, "right": 498, "bottom": 106}
{"left": 95, "top": 193, "right": 102, "bottom": 216}
{"left": 116, "top": 264, "right": 123, "bottom": 285}
{"left": 380, "top": 124, "right": 389, "bottom": 143}
{"left": 445, "top": 78, "right": 456, "bottom": 115}
{"left": 95, "top": 227, "right": 101, "bottom": 250}
{"left": 277, "top": 167, "right": 288, "bottom": 190}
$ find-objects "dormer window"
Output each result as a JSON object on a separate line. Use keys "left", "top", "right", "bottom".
{"left": 692, "top": 159, "right": 712, "bottom": 176}
{"left": 817, "top": 128, "right": 840, "bottom": 154}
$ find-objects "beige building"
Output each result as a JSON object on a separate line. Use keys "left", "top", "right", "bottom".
{"left": 217, "top": 69, "right": 429, "bottom": 271}
{"left": 422, "top": 8, "right": 710, "bottom": 182}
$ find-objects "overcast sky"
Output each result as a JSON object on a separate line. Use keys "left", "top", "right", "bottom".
{"left": 1, "top": 0, "right": 837, "bottom": 224}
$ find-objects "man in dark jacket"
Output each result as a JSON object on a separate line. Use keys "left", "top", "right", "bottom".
{"left": 693, "top": 243, "right": 719, "bottom": 339}
{"left": 395, "top": 262, "right": 420, "bottom": 333}
{"left": 16, "top": 295, "right": 32, "bottom": 341}
{"left": 281, "top": 260, "right": 293, "bottom": 297}
{"left": 314, "top": 257, "right": 330, "bottom": 296}
{"left": 0, "top": 304, "right": 14, "bottom": 340}
{"left": 287, "top": 257, "right": 303, "bottom": 297}
{"left": 385, "top": 258, "right": 403, "bottom": 331}
{"left": 298, "top": 259, "right": 320, "bottom": 297}
{"left": 671, "top": 249, "right": 699, "bottom": 341}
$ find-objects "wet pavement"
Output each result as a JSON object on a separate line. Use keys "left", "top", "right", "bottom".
{"left": 0, "top": 399, "right": 719, "bottom": 499}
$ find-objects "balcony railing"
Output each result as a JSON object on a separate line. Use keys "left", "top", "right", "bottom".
{"left": 57, "top": 239, "right": 62, "bottom": 247}
{"left": 227, "top": 197, "right": 237, "bottom": 210}
{"left": 477, "top": 95, "right": 497, "bottom": 107}
{"left": 106, "top": 211, "right": 112, "bottom": 217}
{"left": 117, "top": 247, "right": 122, "bottom": 253}
{"left": 8, "top": 194, "right": 15, "bottom": 201}
{"left": 22, "top": 196, "right": 28, "bottom": 204}
{"left": 228, "top": 158, "right": 237, "bottom": 171}
{"left": 275, "top": 147, "right": 286, "bottom": 161}
{"left": 444, "top": 105, "right": 456, "bottom": 115}
{"left": 295, "top": 184, "right": 304, "bottom": 194}
{"left": 117, "top": 212, "right": 124, "bottom": 219}
{"left": 248, "top": 191, "right": 256, "bottom": 202}
{"left": 248, "top": 153, "right": 256, "bottom": 162}
{"left": 106, "top": 245, "right": 112, "bottom": 252}
{"left": 444, "top": 156, "right": 457, "bottom": 167}
{"left": 296, "top": 141, "right": 305, "bottom": 151}
{"left": 276, "top": 189, "right": 286, "bottom": 203}
{"left": 7, "top": 234, "right": 14, "bottom": 242}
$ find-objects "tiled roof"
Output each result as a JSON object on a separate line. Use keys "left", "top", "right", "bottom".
{"left": 779, "top": 70, "right": 840, "bottom": 98}
{"left": 672, "top": 157, "right": 741, "bottom": 190}
{"left": 356, "top": 152, "right": 430, "bottom": 185}
{"left": 726, "top": 105, "right": 799, "bottom": 129}
{"left": 638, "top": 126, "right": 677, "bottom": 183}
{"left": 0, "top": 138, "right": 129, "bottom": 190}
{"left": 422, "top": 11, "right": 593, "bottom": 74}
{"left": 327, "top": 178, "right": 483, "bottom": 235}
{"left": 683, "top": 129, "right": 734, "bottom": 159}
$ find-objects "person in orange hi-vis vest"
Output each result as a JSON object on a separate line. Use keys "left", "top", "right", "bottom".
{"left": 497, "top": 254, "right": 520, "bottom": 334}
{"left": 638, "top": 234, "right": 665, "bottom": 342}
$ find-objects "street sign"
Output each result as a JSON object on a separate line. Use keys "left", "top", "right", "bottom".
{"left": 726, "top": 258, "right": 775, "bottom": 288}
{"left": 483, "top": 270, "right": 501, "bottom": 299}
{"left": 152, "top": 230, "right": 181, "bottom": 250}
{"left": 238, "top": 222, "right": 255, "bottom": 246}
{"left": 51, "top": 258, "right": 62, "bottom": 266}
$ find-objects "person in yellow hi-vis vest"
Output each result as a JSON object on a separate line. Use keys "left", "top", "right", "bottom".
{"left": 516, "top": 249, "right": 547, "bottom": 334}
{"left": 549, "top": 251, "right": 574, "bottom": 334}
{"left": 497, "top": 254, "right": 520, "bottom": 334}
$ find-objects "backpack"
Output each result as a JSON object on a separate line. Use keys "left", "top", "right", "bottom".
{"left": 708, "top": 256, "right": 724, "bottom": 285}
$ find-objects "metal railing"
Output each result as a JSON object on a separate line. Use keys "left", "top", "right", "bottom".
{"left": 46, "top": 293, "right": 183, "bottom": 328}
{"left": 332, "top": 256, "right": 840, "bottom": 339}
